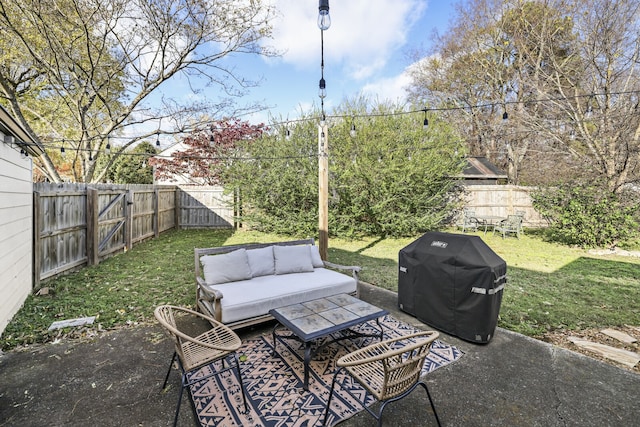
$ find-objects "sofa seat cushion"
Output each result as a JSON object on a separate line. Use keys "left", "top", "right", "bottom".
{"left": 201, "top": 268, "right": 357, "bottom": 324}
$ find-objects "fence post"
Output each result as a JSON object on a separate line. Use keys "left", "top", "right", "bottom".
{"left": 125, "top": 189, "right": 133, "bottom": 250}
{"left": 32, "top": 191, "right": 41, "bottom": 289}
{"left": 154, "top": 187, "right": 160, "bottom": 238}
{"left": 174, "top": 187, "right": 181, "bottom": 229}
{"left": 86, "top": 188, "right": 99, "bottom": 265}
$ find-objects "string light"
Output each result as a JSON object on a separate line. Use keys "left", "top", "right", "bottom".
{"left": 16, "top": 88, "right": 637, "bottom": 163}
{"left": 105, "top": 137, "right": 111, "bottom": 154}
{"left": 423, "top": 109, "right": 429, "bottom": 129}
{"left": 317, "top": 0, "right": 331, "bottom": 30}
{"left": 350, "top": 121, "right": 356, "bottom": 138}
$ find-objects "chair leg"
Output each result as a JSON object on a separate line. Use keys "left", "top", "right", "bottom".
{"left": 173, "top": 373, "right": 186, "bottom": 427}
{"left": 372, "top": 381, "right": 441, "bottom": 427}
{"left": 418, "top": 381, "right": 442, "bottom": 427}
{"left": 233, "top": 354, "right": 249, "bottom": 412}
{"left": 162, "top": 352, "right": 177, "bottom": 390}
{"left": 323, "top": 369, "right": 342, "bottom": 426}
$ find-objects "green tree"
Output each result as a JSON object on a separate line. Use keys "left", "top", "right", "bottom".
{"left": 109, "top": 142, "right": 157, "bottom": 184}
{"left": 225, "top": 99, "right": 466, "bottom": 238}
{"left": 0, "top": 0, "right": 277, "bottom": 183}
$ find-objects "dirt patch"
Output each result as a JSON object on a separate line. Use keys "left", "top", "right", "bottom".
{"left": 541, "top": 325, "right": 640, "bottom": 374}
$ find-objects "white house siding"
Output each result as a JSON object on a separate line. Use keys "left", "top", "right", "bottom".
{"left": 0, "top": 140, "right": 34, "bottom": 336}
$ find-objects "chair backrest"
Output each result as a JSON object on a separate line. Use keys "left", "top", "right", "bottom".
{"left": 155, "top": 305, "right": 182, "bottom": 348}
{"left": 379, "top": 332, "right": 438, "bottom": 400}
{"left": 504, "top": 214, "right": 523, "bottom": 230}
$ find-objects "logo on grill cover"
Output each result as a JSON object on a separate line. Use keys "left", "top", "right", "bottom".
{"left": 430, "top": 240, "right": 448, "bottom": 248}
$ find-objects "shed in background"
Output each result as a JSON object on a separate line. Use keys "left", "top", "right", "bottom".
{"left": 457, "top": 156, "right": 507, "bottom": 185}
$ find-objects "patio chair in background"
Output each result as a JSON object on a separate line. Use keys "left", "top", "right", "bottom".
{"left": 493, "top": 214, "right": 523, "bottom": 239}
{"left": 456, "top": 208, "right": 479, "bottom": 232}
{"left": 323, "top": 330, "right": 441, "bottom": 427}
{"left": 154, "top": 305, "right": 248, "bottom": 427}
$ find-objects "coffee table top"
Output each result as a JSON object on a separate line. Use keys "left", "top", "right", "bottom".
{"left": 270, "top": 294, "right": 388, "bottom": 341}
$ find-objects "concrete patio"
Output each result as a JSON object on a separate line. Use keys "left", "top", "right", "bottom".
{"left": 1, "top": 282, "right": 639, "bottom": 426}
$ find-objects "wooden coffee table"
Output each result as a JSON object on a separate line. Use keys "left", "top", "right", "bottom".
{"left": 270, "top": 293, "right": 388, "bottom": 391}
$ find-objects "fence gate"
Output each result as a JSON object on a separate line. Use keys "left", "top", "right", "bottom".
{"left": 87, "top": 188, "right": 131, "bottom": 264}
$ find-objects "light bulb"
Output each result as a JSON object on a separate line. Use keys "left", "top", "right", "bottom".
{"left": 350, "top": 123, "right": 356, "bottom": 138}
{"left": 318, "top": 0, "right": 331, "bottom": 30}
{"left": 319, "top": 78, "right": 326, "bottom": 99}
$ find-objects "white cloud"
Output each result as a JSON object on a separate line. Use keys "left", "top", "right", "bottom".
{"left": 267, "top": 0, "right": 426, "bottom": 80}
{"left": 360, "top": 66, "right": 414, "bottom": 104}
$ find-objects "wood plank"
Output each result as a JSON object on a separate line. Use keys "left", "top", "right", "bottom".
{"left": 600, "top": 329, "right": 637, "bottom": 344}
{"left": 568, "top": 337, "right": 640, "bottom": 368}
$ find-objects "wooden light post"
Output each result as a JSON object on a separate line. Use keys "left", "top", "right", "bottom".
{"left": 317, "top": 0, "right": 330, "bottom": 260}
{"left": 318, "top": 122, "right": 329, "bottom": 260}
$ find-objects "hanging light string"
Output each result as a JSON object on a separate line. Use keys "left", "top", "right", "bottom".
{"left": 13, "top": 88, "right": 640, "bottom": 160}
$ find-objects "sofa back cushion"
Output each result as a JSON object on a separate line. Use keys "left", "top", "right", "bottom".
{"left": 247, "top": 246, "right": 275, "bottom": 277}
{"left": 308, "top": 244, "right": 324, "bottom": 268}
{"left": 201, "top": 248, "right": 252, "bottom": 285}
{"left": 274, "top": 245, "right": 314, "bottom": 274}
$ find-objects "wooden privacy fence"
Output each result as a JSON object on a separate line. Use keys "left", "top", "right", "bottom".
{"left": 461, "top": 185, "right": 545, "bottom": 227}
{"left": 32, "top": 183, "right": 541, "bottom": 284}
{"left": 33, "top": 183, "right": 234, "bottom": 285}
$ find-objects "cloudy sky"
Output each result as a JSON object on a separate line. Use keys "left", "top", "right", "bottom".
{"left": 152, "top": 0, "right": 457, "bottom": 132}
{"left": 236, "top": 0, "right": 456, "bottom": 124}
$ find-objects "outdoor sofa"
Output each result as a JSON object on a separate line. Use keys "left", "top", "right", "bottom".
{"left": 195, "top": 239, "right": 361, "bottom": 329}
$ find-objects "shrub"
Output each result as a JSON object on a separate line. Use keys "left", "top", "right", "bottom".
{"left": 532, "top": 181, "right": 638, "bottom": 248}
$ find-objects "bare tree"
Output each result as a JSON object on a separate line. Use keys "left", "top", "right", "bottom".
{"left": 0, "top": 0, "right": 277, "bottom": 182}
{"left": 406, "top": 0, "right": 640, "bottom": 191}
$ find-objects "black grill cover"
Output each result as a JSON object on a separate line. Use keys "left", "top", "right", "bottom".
{"left": 398, "top": 231, "right": 506, "bottom": 343}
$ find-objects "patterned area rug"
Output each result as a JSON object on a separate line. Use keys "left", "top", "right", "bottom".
{"left": 188, "top": 315, "right": 463, "bottom": 427}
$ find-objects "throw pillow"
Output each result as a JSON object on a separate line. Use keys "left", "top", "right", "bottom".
{"left": 273, "top": 245, "right": 314, "bottom": 274}
{"left": 247, "top": 246, "right": 275, "bottom": 277}
{"left": 308, "top": 245, "right": 324, "bottom": 268}
{"left": 201, "top": 249, "right": 252, "bottom": 285}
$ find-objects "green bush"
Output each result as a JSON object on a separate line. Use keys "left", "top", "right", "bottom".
{"left": 224, "top": 99, "right": 465, "bottom": 238}
{"left": 532, "top": 181, "right": 638, "bottom": 248}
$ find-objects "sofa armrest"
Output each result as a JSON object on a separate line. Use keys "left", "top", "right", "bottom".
{"left": 197, "top": 279, "right": 224, "bottom": 302}
{"left": 196, "top": 278, "right": 224, "bottom": 322}
{"left": 323, "top": 261, "right": 362, "bottom": 280}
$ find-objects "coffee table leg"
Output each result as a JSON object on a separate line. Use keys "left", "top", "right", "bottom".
{"left": 271, "top": 322, "right": 280, "bottom": 356}
{"left": 375, "top": 317, "right": 385, "bottom": 340}
{"left": 303, "top": 342, "right": 312, "bottom": 391}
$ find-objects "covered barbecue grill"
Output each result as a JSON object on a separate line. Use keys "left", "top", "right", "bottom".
{"left": 398, "top": 231, "right": 506, "bottom": 343}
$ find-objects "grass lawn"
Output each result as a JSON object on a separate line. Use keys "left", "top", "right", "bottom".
{"left": 2, "top": 228, "right": 640, "bottom": 350}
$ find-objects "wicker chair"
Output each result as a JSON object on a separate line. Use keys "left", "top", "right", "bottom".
{"left": 154, "top": 305, "right": 248, "bottom": 426}
{"left": 323, "top": 331, "right": 441, "bottom": 427}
